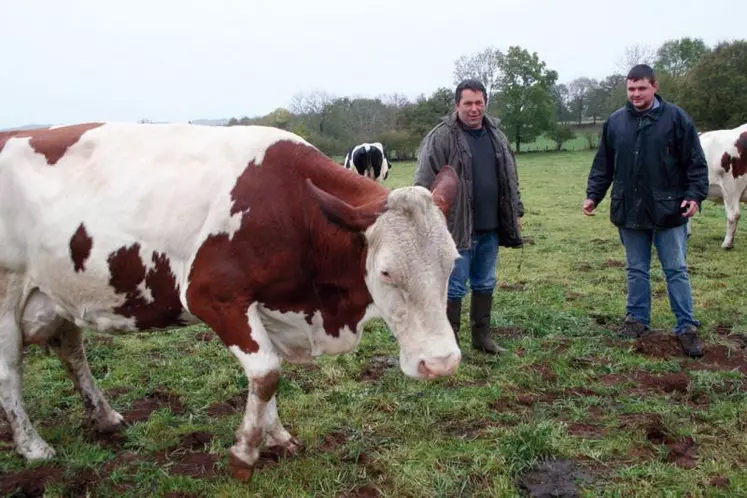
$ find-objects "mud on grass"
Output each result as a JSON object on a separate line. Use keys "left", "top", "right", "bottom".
{"left": 3, "top": 154, "right": 747, "bottom": 496}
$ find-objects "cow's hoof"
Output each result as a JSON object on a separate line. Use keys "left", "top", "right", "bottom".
{"left": 262, "top": 437, "right": 304, "bottom": 460}
{"left": 229, "top": 453, "right": 255, "bottom": 482}
{"left": 94, "top": 411, "right": 127, "bottom": 433}
{"left": 22, "top": 440, "right": 56, "bottom": 461}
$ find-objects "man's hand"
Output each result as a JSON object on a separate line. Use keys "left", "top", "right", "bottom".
{"left": 583, "top": 198, "right": 596, "bottom": 216}
{"left": 681, "top": 199, "right": 698, "bottom": 218}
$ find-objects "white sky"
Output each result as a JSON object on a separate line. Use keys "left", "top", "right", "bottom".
{"left": 1, "top": 0, "right": 743, "bottom": 129}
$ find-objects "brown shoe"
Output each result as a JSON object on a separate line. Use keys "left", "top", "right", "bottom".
{"left": 677, "top": 326, "right": 704, "bottom": 358}
{"left": 620, "top": 314, "right": 650, "bottom": 339}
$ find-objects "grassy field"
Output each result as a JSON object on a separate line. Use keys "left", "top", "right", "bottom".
{"left": 2, "top": 151, "right": 747, "bottom": 497}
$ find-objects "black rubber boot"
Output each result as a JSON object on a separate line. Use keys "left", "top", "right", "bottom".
{"left": 446, "top": 299, "right": 462, "bottom": 345}
{"left": 470, "top": 292, "right": 506, "bottom": 354}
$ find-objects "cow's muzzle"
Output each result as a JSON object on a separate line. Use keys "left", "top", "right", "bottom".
{"left": 417, "top": 352, "right": 461, "bottom": 378}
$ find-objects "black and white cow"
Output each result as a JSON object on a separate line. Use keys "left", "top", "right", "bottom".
{"left": 343, "top": 142, "right": 391, "bottom": 182}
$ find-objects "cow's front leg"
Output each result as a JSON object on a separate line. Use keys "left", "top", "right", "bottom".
{"left": 206, "top": 302, "right": 286, "bottom": 482}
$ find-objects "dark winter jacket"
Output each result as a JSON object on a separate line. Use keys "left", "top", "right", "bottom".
{"left": 413, "top": 112, "right": 525, "bottom": 250}
{"left": 586, "top": 95, "right": 708, "bottom": 230}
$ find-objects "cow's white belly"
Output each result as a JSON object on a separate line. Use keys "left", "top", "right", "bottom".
{"left": 257, "top": 304, "right": 379, "bottom": 363}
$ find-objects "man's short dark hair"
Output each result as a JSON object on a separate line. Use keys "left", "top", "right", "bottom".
{"left": 627, "top": 64, "right": 657, "bottom": 83}
{"left": 455, "top": 79, "right": 488, "bottom": 104}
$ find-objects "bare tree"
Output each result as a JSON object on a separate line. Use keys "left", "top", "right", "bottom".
{"left": 616, "top": 44, "right": 656, "bottom": 73}
{"left": 453, "top": 47, "right": 504, "bottom": 97}
{"left": 289, "top": 90, "right": 335, "bottom": 115}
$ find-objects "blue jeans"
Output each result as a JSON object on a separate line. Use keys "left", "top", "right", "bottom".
{"left": 619, "top": 224, "right": 700, "bottom": 334}
{"left": 447, "top": 230, "right": 499, "bottom": 301}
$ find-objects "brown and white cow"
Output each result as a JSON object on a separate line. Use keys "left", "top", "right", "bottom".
{"left": 0, "top": 122, "right": 461, "bottom": 482}
{"left": 688, "top": 123, "right": 747, "bottom": 249}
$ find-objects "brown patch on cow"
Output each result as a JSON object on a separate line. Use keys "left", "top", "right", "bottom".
{"left": 0, "top": 123, "right": 103, "bottom": 165}
{"left": 69, "top": 222, "right": 93, "bottom": 272}
{"left": 124, "top": 388, "right": 185, "bottom": 423}
{"left": 107, "top": 243, "right": 185, "bottom": 329}
{"left": 187, "top": 142, "right": 390, "bottom": 353}
{"left": 720, "top": 132, "right": 747, "bottom": 179}
{"left": 255, "top": 370, "right": 280, "bottom": 402}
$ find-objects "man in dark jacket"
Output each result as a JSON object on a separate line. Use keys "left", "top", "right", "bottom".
{"left": 414, "top": 79, "right": 524, "bottom": 354}
{"left": 583, "top": 64, "right": 708, "bottom": 357}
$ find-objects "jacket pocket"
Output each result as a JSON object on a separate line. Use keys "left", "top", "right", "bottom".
{"left": 610, "top": 190, "right": 625, "bottom": 226}
{"left": 652, "top": 191, "right": 683, "bottom": 227}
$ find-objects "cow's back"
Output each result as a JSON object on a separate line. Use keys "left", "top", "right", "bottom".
{"left": 0, "top": 122, "right": 313, "bottom": 331}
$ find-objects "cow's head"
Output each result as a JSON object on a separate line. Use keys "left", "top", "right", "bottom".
{"left": 306, "top": 166, "right": 461, "bottom": 379}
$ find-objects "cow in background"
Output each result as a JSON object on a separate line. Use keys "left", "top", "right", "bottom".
{"left": 343, "top": 142, "right": 391, "bottom": 182}
{"left": 688, "top": 123, "right": 747, "bottom": 249}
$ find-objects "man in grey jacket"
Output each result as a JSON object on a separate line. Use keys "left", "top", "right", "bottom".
{"left": 413, "top": 79, "right": 524, "bottom": 354}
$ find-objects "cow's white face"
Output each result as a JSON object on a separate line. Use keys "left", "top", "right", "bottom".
{"left": 364, "top": 186, "right": 461, "bottom": 379}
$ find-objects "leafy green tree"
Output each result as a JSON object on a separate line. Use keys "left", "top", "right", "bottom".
{"left": 493, "top": 46, "right": 558, "bottom": 152}
{"left": 678, "top": 40, "right": 747, "bottom": 130}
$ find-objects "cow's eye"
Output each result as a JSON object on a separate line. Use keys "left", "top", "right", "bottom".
{"left": 380, "top": 270, "right": 393, "bottom": 283}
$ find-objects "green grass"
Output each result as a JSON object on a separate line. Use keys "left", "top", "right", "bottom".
{"left": 2, "top": 151, "right": 747, "bottom": 497}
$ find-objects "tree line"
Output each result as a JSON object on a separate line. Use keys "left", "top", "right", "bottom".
{"left": 226, "top": 38, "right": 747, "bottom": 158}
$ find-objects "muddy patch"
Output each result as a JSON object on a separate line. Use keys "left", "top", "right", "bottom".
{"left": 636, "top": 332, "right": 747, "bottom": 374}
{"left": 619, "top": 413, "right": 698, "bottom": 469}
{"left": 441, "top": 417, "right": 498, "bottom": 440}
{"left": 320, "top": 430, "right": 350, "bottom": 452}
{"left": 566, "top": 422, "right": 605, "bottom": 439}
{"left": 0, "top": 464, "right": 65, "bottom": 497}
{"left": 603, "top": 259, "right": 625, "bottom": 268}
{"left": 155, "top": 431, "right": 220, "bottom": 478}
{"left": 206, "top": 392, "right": 246, "bottom": 417}
{"left": 194, "top": 330, "right": 216, "bottom": 342}
{"left": 574, "top": 262, "right": 593, "bottom": 273}
{"left": 516, "top": 459, "right": 593, "bottom": 497}
{"left": 125, "top": 387, "right": 185, "bottom": 423}
{"left": 710, "top": 476, "right": 730, "bottom": 489}
{"left": 499, "top": 281, "right": 527, "bottom": 291}
{"left": 105, "top": 386, "right": 132, "bottom": 398}
{"left": 491, "top": 326, "right": 524, "bottom": 339}
{"left": 360, "top": 356, "right": 398, "bottom": 381}
{"left": 340, "top": 484, "right": 381, "bottom": 498}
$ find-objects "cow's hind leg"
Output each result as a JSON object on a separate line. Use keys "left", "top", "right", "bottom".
{"left": 47, "top": 322, "right": 125, "bottom": 433}
{"left": 722, "top": 198, "right": 741, "bottom": 250}
{"left": 0, "top": 273, "right": 55, "bottom": 460}
{"left": 21, "top": 290, "right": 124, "bottom": 434}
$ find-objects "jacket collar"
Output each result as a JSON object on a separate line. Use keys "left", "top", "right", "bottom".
{"left": 626, "top": 94, "right": 665, "bottom": 119}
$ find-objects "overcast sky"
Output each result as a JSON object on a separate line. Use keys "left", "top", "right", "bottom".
{"left": 1, "top": 0, "right": 744, "bottom": 129}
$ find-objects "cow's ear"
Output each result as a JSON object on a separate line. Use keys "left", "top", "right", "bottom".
{"left": 430, "top": 165, "right": 458, "bottom": 216}
{"left": 306, "top": 179, "right": 387, "bottom": 232}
